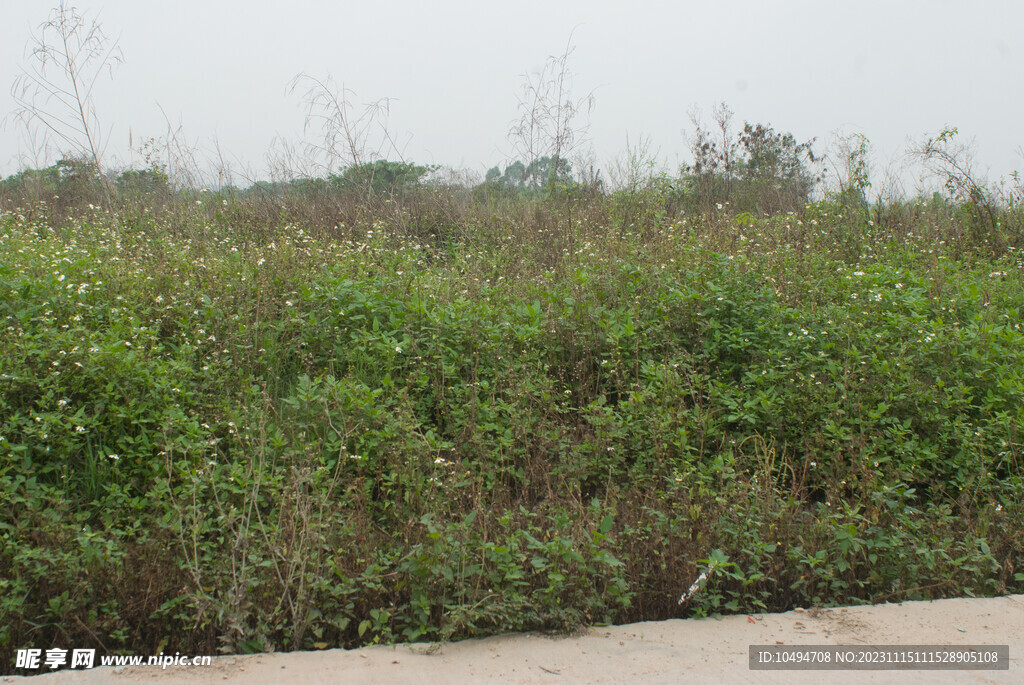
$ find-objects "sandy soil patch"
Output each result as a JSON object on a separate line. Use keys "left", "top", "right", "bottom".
{"left": 6, "top": 595, "right": 1021, "bottom": 684}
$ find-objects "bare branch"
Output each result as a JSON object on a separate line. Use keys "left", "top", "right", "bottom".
{"left": 9, "top": 0, "right": 123, "bottom": 206}
{"left": 508, "top": 31, "right": 594, "bottom": 191}
{"left": 288, "top": 73, "right": 403, "bottom": 198}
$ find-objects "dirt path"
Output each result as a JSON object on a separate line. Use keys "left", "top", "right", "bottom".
{"left": 7, "top": 595, "right": 1022, "bottom": 684}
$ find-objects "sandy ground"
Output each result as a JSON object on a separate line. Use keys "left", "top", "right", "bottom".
{"left": 5, "top": 595, "right": 1021, "bottom": 684}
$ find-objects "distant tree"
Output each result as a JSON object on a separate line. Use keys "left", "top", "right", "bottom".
{"left": 0, "top": 166, "right": 56, "bottom": 202}
{"left": 734, "top": 122, "right": 819, "bottom": 213}
{"left": 683, "top": 104, "right": 819, "bottom": 214}
{"left": 50, "top": 157, "right": 105, "bottom": 201}
{"left": 331, "top": 160, "right": 434, "bottom": 195}
{"left": 246, "top": 180, "right": 280, "bottom": 200}
{"left": 485, "top": 161, "right": 527, "bottom": 191}
{"left": 116, "top": 167, "right": 171, "bottom": 198}
{"left": 526, "top": 156, "right": 573, "bottom": 190}
{"left": 0, "top": 158, "right": 109, "bottom": 208}
{"left": 481, "top": 156, "right": 573, "bottom": 195}
{"left": 287, "top": 177, "right": 330, "bottom": 196}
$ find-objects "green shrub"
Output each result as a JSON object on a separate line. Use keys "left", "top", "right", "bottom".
{"left": 0, "top": 196, "right": 1021, "bottom": 672}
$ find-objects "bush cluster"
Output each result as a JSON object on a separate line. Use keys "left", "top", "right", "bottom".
{"left": 0, "top": 189, "right": 1021, "bottom": 668}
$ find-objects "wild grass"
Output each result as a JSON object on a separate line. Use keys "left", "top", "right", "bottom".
{"left": 0, "top": 192, "right": 1021, "bottom": 666}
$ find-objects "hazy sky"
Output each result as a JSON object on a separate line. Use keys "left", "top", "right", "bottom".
{"left": 2, "top": 0, "right": 1021, "bottom": 192}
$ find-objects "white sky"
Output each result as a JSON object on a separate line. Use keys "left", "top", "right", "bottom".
{"left": 1, "top": 0, "right": 1021, "bottom": 192}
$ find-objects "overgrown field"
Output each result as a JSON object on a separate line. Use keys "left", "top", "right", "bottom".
{"left": 1, "top": 198, "right": 1022, "bottom": 665}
